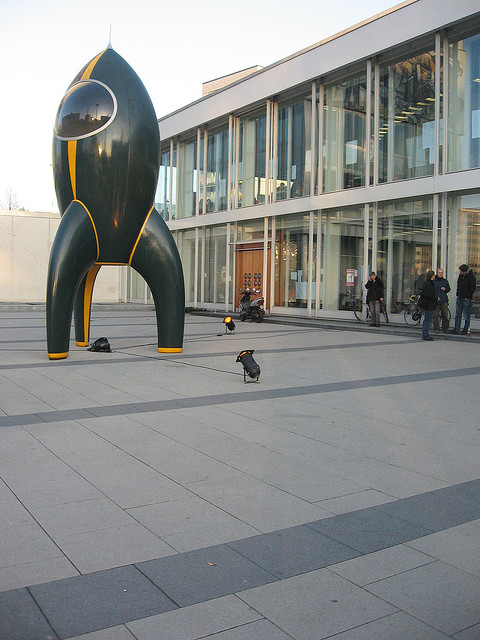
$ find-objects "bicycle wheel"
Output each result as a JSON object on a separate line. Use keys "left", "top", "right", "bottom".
{"left": 404, "top": 305, "right": 421, "bottom": 326}
{"left": 353, "top": 299, "right": 363, "bottom": 322}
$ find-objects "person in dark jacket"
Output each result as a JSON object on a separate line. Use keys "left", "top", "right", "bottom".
{"left": 433, "top": 268, "right": 450, "bottom": 333}
{"left": 451, "top": 264, "right": 477, "bottom": 335}
{"left": 365, "top": 271, "right": 384, "bottom": 327}
{"left": 421, "top": 270, "right": 437, "bottom": 341}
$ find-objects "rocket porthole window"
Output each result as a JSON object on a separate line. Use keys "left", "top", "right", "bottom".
{"left": 54, "top": 80, "right": 117, "bottom": 140}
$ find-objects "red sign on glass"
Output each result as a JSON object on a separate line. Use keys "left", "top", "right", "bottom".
{"left": 346, "top": 269, "right": 355, "bottom": 287}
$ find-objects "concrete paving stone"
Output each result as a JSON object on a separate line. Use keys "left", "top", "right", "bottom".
{"left": 29, "top": 564, "right": 177, "bottom": 639}
{"left": 374, "top": 490, "right": 480, "bottom": 532}
{"left": 192, "top": 478, "right": 332, "bottom": 532}
{"left": 317, "top": 489, "right": 398, "bottom": 514}
{"left": 0, "top": 378, "right": 56, "bottom": 415}
{"left": 30, "top": 498, "right": 138, "bottom": 538}
{"left": 199, "top": 619, "right": 295, "bottom": 639}
{"left": 0, "top": 494, "right": 37, "bottom": 529}
{"left": 365, "top": 560, "right": 480, "bottom": 636}
{"left": 237, "top": 567, "right": 397, "bottom": 640}
{"left": 406, "top": 521, "right": 480, "bottom": 578}
{"left": 126, "top": 496, "right": 249, "bottom": 538}
{"left": 306, "top": 506, "right": 432, "bottom": 554}
{"left": 126, "top": 594, "right": 262, "bottom": 640}
{"left": 330, "top": 543, "right": 435, "bottom": 586}
{"left": 79, "top": 414, "right": 233, "bottom": 485}
{"left": 0, "top": 587, "right": 58, "bottom": 640}
{"left": 68, "top": 627, "right": 137, "bottom": 640}
{"left": 26, "top": 422, "right": 193, "bottom": 508}
{"left": 323, "top": 611, "right": 451, "bottom": 639}
{"left": 136, "top": 544, "right": 278, "bottom": 607}
{"left": 161, "top": 520, "right": 261, "bottom": 553}
{"left": 0, "top": 555, "right": 79, "bottom": 593}
{"left": 0, "top": 523, "right": 67, "bottom": 569}
{"left": 270, "top": 471, "right": 370, "bottom": 504}
{"left": 0, "top": 458, "right": 103, "bottom": 509}
{"left": 433, "top": 479, "right": 480, "bottom": 507}
{"left": 228, "top": 524, "right": 360, "bottom": 579}
{"left": 453, "top": 623, "right": 480, "bottom": 639}
{"left": 318, "top": 453, "right": 449, "bottom": 498}
{"left": 0, "top": 426, "right": 55, "bottom": 465}
{"left": 21, "top": 370, "right": 106, "bottom": 409}
{"left": 53, "top": 522, "right": 176, "bottom": 574}
{"left": 384, "top": 449, "right": 480, "bottom": 485}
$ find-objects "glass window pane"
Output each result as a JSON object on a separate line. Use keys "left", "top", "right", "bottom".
{"left": 378, "top": 50, "right": 436, "bottom": 182}
{"left": 448, "top": 33, "right": 480, "bottom": 171}
{"left": 377, "top": 197, "right": 433, "bottom": 313}
{"left": 274, "top": 213, "right": 312, "bottom": 309}
{"left": 155, "top": 148, "right": 170, "bottom": 221}
{"left": 204, "top": 127, "right": 228, "bottom": 213}
{"left": 176, "top": 229, "right": 196, "bottom": 304}
{"left": 177, "top": 138, "right": 198, "bottom": 218}
{"left": 321, "top": 207, "right": 365, "bottom": 310}
{"left": 276, "top": 96, "right": 312, "bottom": 200}
{"left": 238, "top": 109, "right": 266, "bottom": 207}
{"left": 204, "top": 227, "right": 227, "bottom": 303}
{"left": 323, "top": 74, "right": 367, "bottom": 192}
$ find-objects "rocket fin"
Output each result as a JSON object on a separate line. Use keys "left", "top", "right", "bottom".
{"left": 46, "top": 201, "right": 98, "bottom": 359}
{"left": 130, "top": 208, "right": 185, "bottom": 352}
{"left": 74, "top": 264, "right": 101, "bottom": 346}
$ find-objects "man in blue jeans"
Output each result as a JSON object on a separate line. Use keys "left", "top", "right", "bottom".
{"left": 421, "top": 270, "right": 437, "bottom": 341}
{"left": 451, "top": 264, "right": 476, "bottom": 335}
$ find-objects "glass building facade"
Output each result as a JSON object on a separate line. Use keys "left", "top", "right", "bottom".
{"left": 139, "top": 3, "right": 480, "bottom": 322}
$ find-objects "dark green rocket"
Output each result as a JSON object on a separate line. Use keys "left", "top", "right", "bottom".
{"left": 47, "top": 47, "right": 184, "bottom": 359}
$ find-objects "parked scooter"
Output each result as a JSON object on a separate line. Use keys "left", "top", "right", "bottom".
{"left": 239, "top": 288, "right": 265, "bottom": 322}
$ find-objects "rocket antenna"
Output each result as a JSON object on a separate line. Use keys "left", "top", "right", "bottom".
{"left": 108, "top": 25, "right": 112, "bottom": 49}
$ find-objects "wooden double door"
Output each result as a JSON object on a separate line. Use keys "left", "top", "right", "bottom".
{"left": 234, "top": 242, "right": 271, "bottom": 311}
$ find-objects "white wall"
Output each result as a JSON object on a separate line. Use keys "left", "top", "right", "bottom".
{"left": 0, "top": 210, "right": 123, "bottom": 303}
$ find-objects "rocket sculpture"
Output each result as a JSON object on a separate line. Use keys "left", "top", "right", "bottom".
{"left": 46, "top": 46, "right": 184, "bottom": 359}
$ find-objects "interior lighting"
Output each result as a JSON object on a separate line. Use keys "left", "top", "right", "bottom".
{"left": 426, "top": 97, "right": 435, "bottom": 102}
{"left": 236, "top": 350, "right": 260, "bottom": 382}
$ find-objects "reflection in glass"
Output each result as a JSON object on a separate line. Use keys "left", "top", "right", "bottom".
{"left": 204, "top": 226, "right": 227, "bottom": 303}
{"left": 323, "top": 74, "right": 367, "bottom": 192}
{"left": 275, "top": 214, "right": 313, "bottom": 309}
{"left": 447, "top": 194, "right": 480, "bottom": 302}
{"left": 276, "top": 96, "right": 312, "bottom": 200}
{"left": 204, "top": 127, "right": 228, "bottom": 213}
{"left": 155, "top": 148, "right": 171, "bottom": 221}
{"left": 176, "top": 229, "right": 196, "bottom": 303}
{"left": 321, "top": 208, "right": 365, "bottom": 310}
{"left": 177, "top": 138, "right": 198, "bottom": 218}
{"left": 448, "top": 34, "right": 480, "bottom": 171}
{"left": 378, "top": 50, "right": 437, "bottom": 182}
{"left": 55, "top": 81, "right": 115, "bottom": 139}
{"left": 377, "top": 198, "right": 433, "bottom": 312}
{"left": 238, "top": 109, "right": 266, "bottom": 207}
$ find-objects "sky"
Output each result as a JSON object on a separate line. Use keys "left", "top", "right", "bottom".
{"left": 0, "top": 0, "right": 400, "bottom": 212}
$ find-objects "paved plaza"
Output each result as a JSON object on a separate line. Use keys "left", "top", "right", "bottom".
{"left": 0, "top": 306, "right": 479, "bottom": 639}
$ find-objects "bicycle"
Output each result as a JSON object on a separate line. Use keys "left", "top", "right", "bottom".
{"left": 353, "top": 299, "right": 389, "bottom": 324}
{"left": 404, "top": 294, "right": 451, "bottom": 326}
{"left": 404, "top": 294, "right": 423, "bottom": 326}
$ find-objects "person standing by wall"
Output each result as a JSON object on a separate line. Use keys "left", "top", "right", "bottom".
{"left": 451, "top": 264, "right": 477, "bottom": 335}
{"left": 365, "top": 271, "right": 384, "bottom": 327}
{"left": 421, "top": 270, "right": 437, "bottom": 341}
{"left": 433, "top": 268, "right": 450, "bottom": 333}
